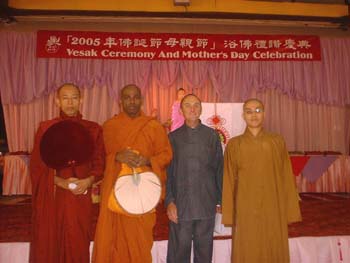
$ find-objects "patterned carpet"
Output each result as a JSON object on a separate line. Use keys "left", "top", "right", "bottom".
{"left": 0, "top": 193, "right": 349, "bottom": 242}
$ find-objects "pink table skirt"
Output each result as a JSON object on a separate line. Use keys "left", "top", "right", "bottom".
{"left": 3, "top": 155, "right": 31, "bottom": 195}
{"left": 295, "top": 155, "right": 350, "bottom": 193}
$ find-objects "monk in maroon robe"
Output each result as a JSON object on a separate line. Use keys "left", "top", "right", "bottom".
{"left": 30, "top": 83, "right": 105, "bottom": 263}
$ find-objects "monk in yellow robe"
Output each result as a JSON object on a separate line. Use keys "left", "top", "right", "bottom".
{"left": 222, "top": 98, "right": 301, "bottom": 263}
{"left": 92, "top": 84, "right": 172, "bottom": 263}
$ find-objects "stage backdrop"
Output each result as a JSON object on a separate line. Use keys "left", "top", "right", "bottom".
{"left": 200, "top": 102, "right": 246, "bottom": 236}
{"left": 0, "top": 32, "right": 349, "bottom": 154}
{"left": 200, "top": 103, "right": 245, "bottom": 148}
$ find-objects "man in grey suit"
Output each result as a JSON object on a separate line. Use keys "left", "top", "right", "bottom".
{"left": 165, "top": 94, "right": 223, "bottom": 263}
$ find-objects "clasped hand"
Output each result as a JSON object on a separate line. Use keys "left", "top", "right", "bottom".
{"left": 116, "top": 148, "right": 149, "bottom": 168}
{"left": 55, "top": 176, "right": 93, "bottom": 195}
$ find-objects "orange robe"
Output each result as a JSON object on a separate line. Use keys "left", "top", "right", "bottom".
{"left": 222, "top": 129, "right": 301, "bottom": 263}
{"left": 30, "top": 113, "right": 105, "bottom": 263}
{"left": 93, "top": 112, "right": 172, "bottom": 263}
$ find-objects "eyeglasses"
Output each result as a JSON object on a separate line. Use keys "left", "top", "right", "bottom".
{"left": 244, "top": 108, "right": 264, "bottom": 114}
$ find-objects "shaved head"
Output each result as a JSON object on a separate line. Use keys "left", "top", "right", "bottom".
{"left": 243, "top": 98, "right": 264, "bottom": 110}
{"left": 57, "top": 83, "right": 80, "bottom": 97}
{"left": 120, "top": 84, "right": 141, "bottom": 97}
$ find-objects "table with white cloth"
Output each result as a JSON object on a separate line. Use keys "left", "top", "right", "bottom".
{"left": 1, "top": 236, "right": 349, "bottom": 263}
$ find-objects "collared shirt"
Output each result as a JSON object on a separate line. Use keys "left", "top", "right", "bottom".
{"left": 166, "top": 123, "right": 223, "bottom": 220}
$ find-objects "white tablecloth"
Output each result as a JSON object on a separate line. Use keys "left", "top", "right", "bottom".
{"left": 1, "top": 236, "right": 349, "bottom": 263}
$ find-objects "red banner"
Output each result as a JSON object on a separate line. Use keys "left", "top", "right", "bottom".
{"left": 37, "top": 30, "right": 321, "bottom": 61}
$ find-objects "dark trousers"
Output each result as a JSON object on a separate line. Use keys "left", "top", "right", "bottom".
{"left": 167, "top": 217, "right": 215, "bottom": 263}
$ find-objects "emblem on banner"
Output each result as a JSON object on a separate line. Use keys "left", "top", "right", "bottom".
{"left": 206, "top": 115, "right": 230, "bottom": 146}
{"left": 45, "top": 36, "right": 61, "bottom": 53}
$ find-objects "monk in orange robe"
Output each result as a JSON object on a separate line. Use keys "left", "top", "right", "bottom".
{"left": 222, "top": 98, "right": 301, "bottom": 263}
{"left": 93, "top": 84, "right": 172, "bottom": 263}
{"left": 30, "top": 83, "right": 105, "bottom": 263}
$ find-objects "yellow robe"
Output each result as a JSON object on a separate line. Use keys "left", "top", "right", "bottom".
{"left": 222, "top": 129, "right": 301, "bottom": 263}
{"left": 92, "top": 112, "right": 172, "bottom": 263}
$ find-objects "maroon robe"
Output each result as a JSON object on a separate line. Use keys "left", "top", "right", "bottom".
{"left": 30, "top": 113, "right": 105, "bottom": 263}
